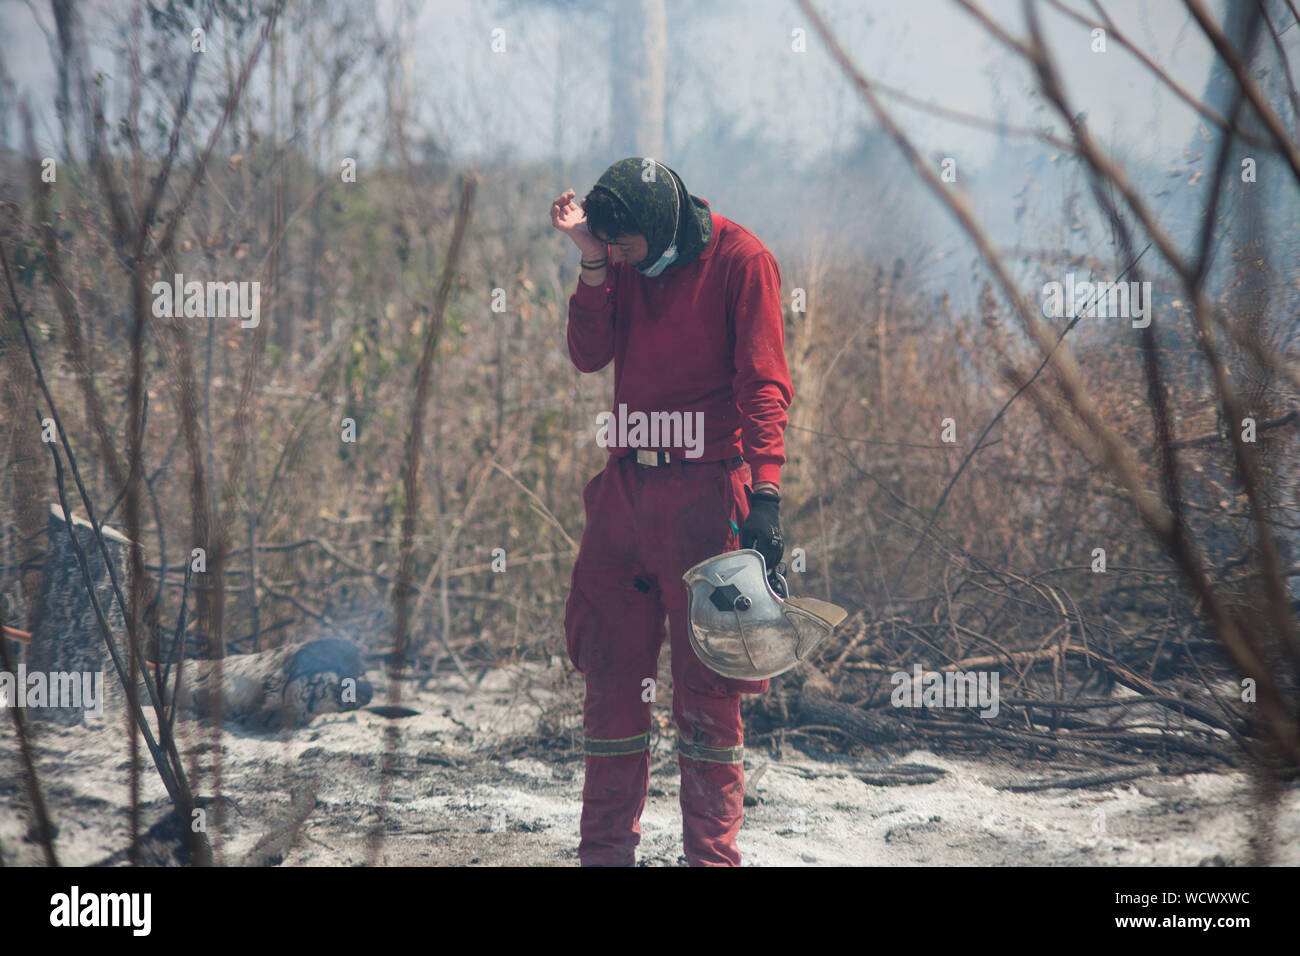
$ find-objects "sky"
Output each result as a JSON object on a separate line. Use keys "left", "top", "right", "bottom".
{"left": 400, "top": 0, "right": 1235, "bottom": 167}
{"left": 0, "top": 0, "right": 1257, "bottom": 169}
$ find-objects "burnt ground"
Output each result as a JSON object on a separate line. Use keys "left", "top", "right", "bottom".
{"left": 1, "top": 659, "right": 1297, "bottom": 866}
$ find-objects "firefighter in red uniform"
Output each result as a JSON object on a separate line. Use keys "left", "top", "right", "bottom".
{"left": 552, "top": 158, "right": 792, "bottom": 867}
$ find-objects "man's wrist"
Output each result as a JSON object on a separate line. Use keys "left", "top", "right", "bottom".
{"left": 752, "top": 481, "right": 779, "bottom": 497}
{"left": 578, "top": 247, "right": 609, "bottom": 285}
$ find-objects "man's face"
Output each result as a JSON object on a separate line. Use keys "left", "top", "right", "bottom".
{"left": 594, "top": 230, "right": 649, "bottom": 267}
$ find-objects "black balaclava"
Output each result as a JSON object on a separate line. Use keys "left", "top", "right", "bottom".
{"left": 587, "top": 157, "right": 713, "bottom": 274}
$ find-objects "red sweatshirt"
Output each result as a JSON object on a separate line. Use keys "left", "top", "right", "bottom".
{"left": 567, "top": 210, "right": 793, "bottom": 488}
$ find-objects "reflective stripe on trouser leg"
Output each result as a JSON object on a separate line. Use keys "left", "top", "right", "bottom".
{"left": 584, "top": 732, "right": 651, "bottom": 757}
{"left": 677, "top": 739, "right": 744, "bottom": 763}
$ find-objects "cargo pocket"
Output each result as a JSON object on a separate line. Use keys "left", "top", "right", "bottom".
{"left": 563, "top": 576, "right": 588, "bottom": 672}
{"left": 564, "top": 467, "right": 610, "bottom": 671}
{"left": 581, "top": 468, "right": 602, "bottom": 513}
{"left": 725, "top": 461, "right": 752, "bottom": 552}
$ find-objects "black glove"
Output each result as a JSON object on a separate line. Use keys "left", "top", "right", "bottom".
{"left": 740, "top": 489, "right": 784, "bottom": 574}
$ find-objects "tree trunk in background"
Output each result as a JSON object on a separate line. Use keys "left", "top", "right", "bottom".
{"left": 611, "top": 0, "right": 666, "bottom": 159}
{"left": 1205, "top": 4, "right": 1267, "bottom": 316}
{"left": 1194, "top": 6, "right": 1272, "bottom": 573}
{"left": 0, "top": 317, "right": 46, "bottom": 625}
{"left": 270, "top": 17, "right": 294, "bottom": 367}
{"left": 26, "top": 505, "right": 130, "bottom": 726}
{"left": 50, "top": 0, "right": 79, "bottom": 159}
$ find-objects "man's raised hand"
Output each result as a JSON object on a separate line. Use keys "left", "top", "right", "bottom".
{"left": 551, "top": 189, "right": 606, "bottom": 259}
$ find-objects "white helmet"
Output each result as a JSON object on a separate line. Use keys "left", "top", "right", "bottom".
{"left": 682, "top": 549, "right": 849, "bottom": 680}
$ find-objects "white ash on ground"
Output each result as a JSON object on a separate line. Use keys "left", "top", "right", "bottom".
{"left": 1, "top": 660, "right": 1295, "bottom": 866}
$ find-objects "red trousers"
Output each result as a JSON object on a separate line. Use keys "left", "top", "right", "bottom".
{"left": 564, "top": 454, "right": 770, "bottom": 866}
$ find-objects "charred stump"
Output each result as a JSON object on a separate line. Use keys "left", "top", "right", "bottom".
{"left": 24, "top": 505, "right": 130, "bottom": 726}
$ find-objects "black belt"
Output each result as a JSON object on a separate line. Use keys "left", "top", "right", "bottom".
{"left": 623, "top": 450, "right": 743, "bottom": 468}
